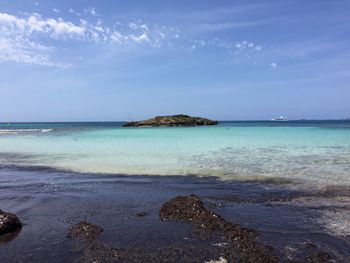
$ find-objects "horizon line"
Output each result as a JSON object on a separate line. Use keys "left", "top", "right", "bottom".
{"left": 1, "top": 118, "right": 349, "bottom": 123}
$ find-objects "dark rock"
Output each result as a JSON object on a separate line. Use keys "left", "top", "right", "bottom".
{"left": 75, "top": 240, "right": 222, "bottom": 263}
{"left": 67, "top": 221, "right": 104, "bottom": 241}
{"left": 160, "top": 194, "right": 279, "bottom": 263}
{"left": 123, "top": 114, "right": 218, "bottom": 127}
{"left": 306, "top": 252, "right": 331, "bottom": 263}
{"left": 160, "top": 194, "right": 255, "bottom": 237}
{"left": 305, "top": 241, "right": 317, "bottom": 249}
{"left": 0, "top": 209, "right": 22, "bottom": 237}
{"left": 136, "top": 212, "right": 149, "bottom": 217}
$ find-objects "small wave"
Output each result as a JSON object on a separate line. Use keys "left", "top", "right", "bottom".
{"left": 318, "top": 209, "right": 350, "bottom": 237}
{"left": 0, "top": 129, "right": 53, "bottom": 135}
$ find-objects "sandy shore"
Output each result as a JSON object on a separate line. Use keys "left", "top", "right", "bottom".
{"left": 0, "top": 167, "right": 349, "bottom": 262}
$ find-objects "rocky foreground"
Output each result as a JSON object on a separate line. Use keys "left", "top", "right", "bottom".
{"left": 66, "top": 195, "right": 279, "bottom": 263}
{"left": 63, "top": 195, "right": 333, "bottom": 263}
{"left": 1, "top": 194, "right": 335, "bottom": 262}
{"left": 1, "top": 168, "right": 343, "bottom": 262}
{"left": 123, "top": 114, "right": 218, "bottom": 127}
{"left": 0, "top": 209, "right": 22, "bottom": 243}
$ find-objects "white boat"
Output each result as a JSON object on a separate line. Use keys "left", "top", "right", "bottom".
{"left": 271, "top": 116, "right": 288, "bottom": 121}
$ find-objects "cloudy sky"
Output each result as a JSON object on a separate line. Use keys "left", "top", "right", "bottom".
{"left": 0, "top": 0, "right": 349, "bottom": 121}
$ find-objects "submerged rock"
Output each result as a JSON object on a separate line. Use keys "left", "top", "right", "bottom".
{"left": 160, "top": 194, "right": 279, "bottom": 263}
{"left": 66, "top": 196, "right": 333, "bottom": 263}
{"left": 160, "top": 194, "right": 256, "bottom": 237}
{"left": 123, "top": 114, "right": 218, "bottom": 127}
{"left": 0, "top": 209, "right": 22, "bottom": 237}
{"left": 68, "top": 221, "right": 104, "bottom": 241}
{"left": 306, "top": 252, "right": 331, "bottom": 263}
{"left": 136, "top": 212, "right": 149, "bottom": 217}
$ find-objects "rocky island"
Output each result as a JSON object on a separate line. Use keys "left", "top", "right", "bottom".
{"left": 123, "top": 114, "right": 218, "bottom": 127}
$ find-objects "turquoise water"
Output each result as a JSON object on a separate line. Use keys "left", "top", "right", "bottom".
{"left": 0, "top": 121, "right": 350, "bottom": 187}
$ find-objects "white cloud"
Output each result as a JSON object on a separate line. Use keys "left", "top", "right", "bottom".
{"left": 128, "top": 22, "right": 149, "bottom": 33}
{"left": 140, "top": 24, "right": 149, "bottom": 31}
{"left": 110, "top": 31, "right": 123, "bottom": 44}
{"left": 0, "top": 10, "right": 264, "bottom": 66}
{"left": 0, "top": 11, "right": 179, "bottom": 66}
{"left": 0, "top": 12, "right": 87, "bottom": 66}
{"left": 0, "top": 12, "right": 174, "bottom": 45}
{"left": 0, "top": 36, "right": 67, "bottom": 67}
{"left": 130, "top": 33, "right": 150, "bottom": 43}
{"left": 128, "top": 22, "right": 138, "bottom": 30}
{"left": 0, "top": 13, "right": 86, "bottom": 38}
{"left": 53, "top": 8, "right": 59, "bottom": 14}
{"left": 85, "top": 6, "right": 97, "bottom": 16}
{"left": 232, "top": 41, "right": 263, "bottom": 58}
{"left": 94, "top": 25, "right": 105, "bottom": 33}
{"left": 90, "top": 8, "right": 97, "bottom": 16}
{"left": 270, "top": 62, "right": 278, "bottom": 68}
{"left": 234, "top": 41, "right": 259, "bottom": 51}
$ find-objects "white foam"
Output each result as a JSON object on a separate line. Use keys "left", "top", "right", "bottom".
{"left": 205, "top": 257, "right": 227, "bottom": 263}
{"left": 318, "top": 209, "right": 350, "bottom": 237}
{"left": 0, "top": 129, "right": 53, "bottom": 135}
{"left": 281, "top": 195, "right": 350, "bottom": 237}
{"left": 40, "top": 129, "right": 53, "bottom": 133}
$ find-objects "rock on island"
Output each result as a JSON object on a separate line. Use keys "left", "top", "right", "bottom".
{"left": 123, "top": 114, "right": 218, "bottom": 127}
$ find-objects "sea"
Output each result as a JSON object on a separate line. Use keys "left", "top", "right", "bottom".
{"left": 1, "top": 120, "right": 350, "bottom": 261}
{"left": 0, "top": 120, "right": 349, "bottom": 188}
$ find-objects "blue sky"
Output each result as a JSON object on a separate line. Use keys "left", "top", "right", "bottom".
{"left": 0, "top": 0, "right": 349, "bottom": 121}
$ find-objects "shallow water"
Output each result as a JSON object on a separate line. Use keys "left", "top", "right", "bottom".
{"left": 0, "top": 121, "right": 349, "bottom": 188}
{"left": 0, "top": 168, "right": 349, "bottom": 262}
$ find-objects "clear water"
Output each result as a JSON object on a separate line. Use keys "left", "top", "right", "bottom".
{"left": 0, "top": 121, "right": 350, "bottom": 188}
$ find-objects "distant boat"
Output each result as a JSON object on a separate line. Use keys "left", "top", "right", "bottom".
{"left": 271, "top": 116, "right": 288, "bottom": 121}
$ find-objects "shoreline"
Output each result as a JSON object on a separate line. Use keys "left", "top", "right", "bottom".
{"left": 2, "top": 161, "right": 350, "bottom": 193}
{"left": 0, "top": 167, "right": 349, "bottom": 262}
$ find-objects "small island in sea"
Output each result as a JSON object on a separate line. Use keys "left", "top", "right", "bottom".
{"left": 123, "top": 114, "right": 218, "bottom": 127}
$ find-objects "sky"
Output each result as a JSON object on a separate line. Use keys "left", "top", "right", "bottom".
{"left": 0, "top": 0, "right": 349, "bottom": 121}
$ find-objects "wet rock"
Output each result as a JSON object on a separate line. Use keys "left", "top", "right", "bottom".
{"left": 305, "top": 241, "right": 317, "bottom": 249}
{"left": 75, "top": 240, "right": 221, "bottom": 263}
{"left": 160, "top": 194, "right": 279, "bottom": 263}
{"left": 0, "top": 209, "right": 22, "bottom": 236}
{"left": 160, "top": 194, "right": 255, "bottom": 237}
{"left": 305, "top": 252, "right": 331, "bottom": 263}
{"left": 68, "top": 221, "right": 104, "bottom": 242}
{"left": 136, "top": 212, "right": 149, "bottom": 217}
